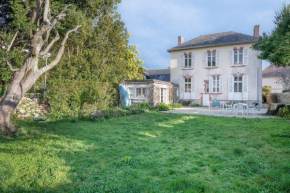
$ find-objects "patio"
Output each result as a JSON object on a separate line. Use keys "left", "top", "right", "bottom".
{"left": 164, "top": 107, "right": 274, "bottom": 119}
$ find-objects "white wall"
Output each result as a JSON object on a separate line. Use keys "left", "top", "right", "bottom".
{"left": 262, "top": 77, "right": 284, "bottom": 93}
{"left": 170, "top": 43, "right": 262, "bottom": 102}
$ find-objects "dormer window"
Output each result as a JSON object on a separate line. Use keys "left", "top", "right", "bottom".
{"left": 207, "top": 50, "right": 216, "bottom": 67}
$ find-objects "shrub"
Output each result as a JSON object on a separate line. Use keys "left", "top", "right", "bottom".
{"left": 156, "top": 103, "right": 172, "bottom": 111}
{"left": 136, "top": 102, "right": 152, "bottom": 110}
{"left": 280, "top": 106, "right": 290, "bottom": 119}
{"left": 170, "top": 103, "right": 182, "bottom": 108}
{"left": 192, "top": 103, "right": 202, "bottom": 107}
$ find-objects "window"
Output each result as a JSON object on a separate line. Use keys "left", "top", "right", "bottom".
{"left": 160, "top": 88, "right": 167, "bottom": 103}
{"left": 205, "top": 82, "right": 209, "bottom": 93}
{"left": 234, "top": 48, "right": 243, "bottom": 65}
{"left": 212, "top": 76, "right": 220, "bottom": 93}
{"left": 185, "top": 78, "right": 191, "bottom": 92}
{"left": 207, "top": 51, "right": 216, "bottom": 67}
{"left": 184, "top": 53, "right": 192, "bottom": 68}
{"left": 136, "top": 88, "right": 147, "bottom": 97}
{"left": 234, "top": 76, "right": 243, "bottom": 92}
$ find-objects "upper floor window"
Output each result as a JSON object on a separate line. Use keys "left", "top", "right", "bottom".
{"left": 184, "top": 53, "right": 192, "bottom": 68}
{"left": 212, "top": 76, "right": 220, "bottom": 93}
{"left": 185, "top": 78, "right": 191, "bottom": 92}
{"left": 207, "top": 51, "right": 216, "bottom": 67}
{"left": 234, "top": 76, "right": 243, "bottom": 92}
{"left": 234, "top": 48, "right": 243, "bottom": 65}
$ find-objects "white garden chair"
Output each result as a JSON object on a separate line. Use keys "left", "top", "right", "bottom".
{"left": 247, "top": 103, "right": 256, "bottom": 115}
{"left": 225, "top": 101, "right": 234, "bottom": 114}
{"left": 236, "top": 103, "right": 245, "bottom": 116}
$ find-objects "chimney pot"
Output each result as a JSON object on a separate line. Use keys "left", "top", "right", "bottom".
{"left": 178, "top": 36, "right": 184, "bottom": 45}
{"left": 254, "top": 25, "right": 260, "bottom": 37}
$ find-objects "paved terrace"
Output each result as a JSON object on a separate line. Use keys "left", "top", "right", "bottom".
{"left": 164, "top": 107, "right": 276, "bottom": 119}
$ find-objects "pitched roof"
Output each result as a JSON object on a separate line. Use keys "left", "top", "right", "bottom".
{"left": 262, "top": 64, "right": 290, "bottom": 78}
{"left": 146, "top": 69, "right": 170, "bottom": 82}
{"left": 168, "top": 31, "right": 258, "bottom": 52}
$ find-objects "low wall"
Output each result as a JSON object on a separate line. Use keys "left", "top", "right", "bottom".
{"left": 266, "top": 93, "right": 290, "bottom": 103}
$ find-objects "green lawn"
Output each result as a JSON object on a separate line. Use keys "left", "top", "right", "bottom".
{"left": 0, "top": 112, "right": 289, "bottom": 193}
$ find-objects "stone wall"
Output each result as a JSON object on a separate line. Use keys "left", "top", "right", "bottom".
{"left": 15, "top": 97, "right": 48, "bottom": 120}
{"left": 266, "top": 93, "right": 290, "bottom": 103}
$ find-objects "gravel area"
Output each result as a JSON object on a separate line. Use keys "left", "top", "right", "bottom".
{"left": 163, "top": 107, "right": 277, "bottom": 119}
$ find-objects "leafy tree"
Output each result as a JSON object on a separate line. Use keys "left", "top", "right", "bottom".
{"left": 0, "top": 0, "right": 145, "bottom": 136}
{"left": 262, "top": 86, "right": 271, "bottom": 95}
{"left": 253, "top": 3, "right": 290, "bottom": 67}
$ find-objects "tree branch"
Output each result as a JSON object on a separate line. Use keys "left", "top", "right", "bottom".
{"left": 39, "top": 25, "right": 81, "bottom": 74}
{"left": 7, "top": 31, "right": 19, "bottom": 52}
{"left": 43, "top": 0, "right": 50, "bottom": 22}
{"left": 40, "top": 29, "right": 60, "bottom": 56}
{"left": 3, "top": 58, "right": 19, "bottom": 72}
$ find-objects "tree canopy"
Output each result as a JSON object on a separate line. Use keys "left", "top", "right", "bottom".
{"left": 252, "top": 3, "right": 290, "bottom": 67}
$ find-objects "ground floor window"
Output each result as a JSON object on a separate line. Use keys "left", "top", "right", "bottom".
{"left": 185, "top": 78, "right": 191, "bottom": 92}
{"left": 130, "top": 88, "right": 147, "bottom": 98}
{"left": 234, "top": 76, "right": 243, "bottom": 92}
{"left": 160, "top": 88, "right": 167, "bottom": 103}
{"left": 212, "top": 76, "right": 220, "bottom": 93}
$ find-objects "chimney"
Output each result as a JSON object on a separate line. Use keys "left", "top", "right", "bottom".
{"left": 253, "top": 25, "right": 260, "bottom": 37}
{"left": 178, "top": 36, "right": 184, "bottom": 45}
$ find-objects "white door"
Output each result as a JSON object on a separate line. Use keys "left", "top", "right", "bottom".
{"left": 203, "top": 94, "right": 210, "bottom": 106}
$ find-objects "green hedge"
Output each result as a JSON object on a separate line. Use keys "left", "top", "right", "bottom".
{"left": 46, "top": 80, "right": 119, "bottom": 118}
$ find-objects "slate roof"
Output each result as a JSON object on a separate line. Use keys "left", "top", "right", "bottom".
{"left": 262, "top": 64, "right": 290, "bottom": 78}
{"left": 145, "top": 69, "right": 170, "bottom": 82}
{"left": 168, "top": 31, "right": 258, "bottom": 52}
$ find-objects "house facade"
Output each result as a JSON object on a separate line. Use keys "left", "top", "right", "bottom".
{"left": 262, "top": 64, "right": 290, "bottom": 93}
{"left": 168, "top": 25, "right": 262, "bottom": 106}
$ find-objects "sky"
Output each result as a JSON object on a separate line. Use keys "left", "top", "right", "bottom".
{"left": 118, "top": 0, "right": 290, "bottom": 70}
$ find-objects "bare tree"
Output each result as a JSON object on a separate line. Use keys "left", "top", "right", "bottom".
{"left": 276, "top": 73, "right": 290, "bottom": 92}
{"left": 0, "top": 0, "right": 81, "bottom": 136}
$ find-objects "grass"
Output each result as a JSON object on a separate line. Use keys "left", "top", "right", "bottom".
{"left": 0, "top": 112, "right": 290, "bottom": 193}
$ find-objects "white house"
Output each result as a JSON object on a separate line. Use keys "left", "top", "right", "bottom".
{"left": 168, "top": 25, "right": 262, "bottom": 106}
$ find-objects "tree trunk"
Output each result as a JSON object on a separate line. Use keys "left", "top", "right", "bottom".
{"left": 0, "top": 97, "right": 19, "bottom": 137}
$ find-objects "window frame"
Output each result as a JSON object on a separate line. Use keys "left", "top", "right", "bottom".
{"left": 184, "top": 53, "right": 192, "bottom": 68}
{"left": 234, "top": 76, "right": 243, "bottom": 93}
{"left": 184, "top": 78, "right": 191, "bottom": 93}
{"left": 135, "top": 88, "right": 147, "bottom": 98}
{"left": 212, "top": 76, "right": 220, "bottom": 93}
{"left": 233, "top": 48, "right": 243, "bottom": 65}
{"left": 207, "top": 51, "right": 216, "bottom": 67}
{"left": 160, "top": 88, "right": 167, "bottom": 103}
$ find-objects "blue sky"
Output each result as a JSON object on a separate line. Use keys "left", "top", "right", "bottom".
{"left": 118, "top": 0, "right": 290, "bottom": 70}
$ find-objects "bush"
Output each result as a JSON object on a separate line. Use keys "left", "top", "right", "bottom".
{"left": 170, "top": 103, "right": 182, "bottom": 108}
{"left": 136, "top": 102, "right": 152, "bottom": 110}
{"left": 192, "top": 103, "right": 202, "bottom": 107}
{"left": 156, "top": 103, "right": 172, "bottom": 111}
{"left": 280, "top": 106, "right": 290, "bottom": 119}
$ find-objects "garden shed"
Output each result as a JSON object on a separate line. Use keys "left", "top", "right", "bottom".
{"left": 122, "top": 79, "right": 178, "bottom": 106}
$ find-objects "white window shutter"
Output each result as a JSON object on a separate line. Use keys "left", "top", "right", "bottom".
{"left": 243, "top": 48, "right": 248, "bottom": 65}
{"left": 243, "top": 75, "right": 248, "bottom": 92}
{"left": 191, "top": 52, "right": 195, "bottom": 69}
{"left": 228, "top": 50, "right": 233, "bottom": 66}
{"left": 179, "top": 77, "right": 184, "bottom": 95}
{"left": 209, "top": 76, "right": 213, "bottom": 93}
{"left": 219, "top": 75, "right": 223, "bottom": 93}
{"left": 228, "top": 76, "right": 233, "bottom": 93}
{"left": 191, "top": 76, "right": 195, "bottom": 93}
{"left": 203, "top": 52, "right": 207, "bottom": 67}
{"left": 243, "top": 75, "right": 249, "bottom": 100}
{"left": 216, "top": 51, "right": 220, "bottom": 67}
{"left": 180, "top": 55, "right": 184, "bottom": 69}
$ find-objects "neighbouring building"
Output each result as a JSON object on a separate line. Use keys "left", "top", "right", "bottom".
{"left": 122, "top": 79, "right": 178, "bottom": 106}
{"left": 262, "top": 64, "right": 290, "bottom": 93}
{"left": 168, "top": 25, "right": 263, "bottom": 106}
